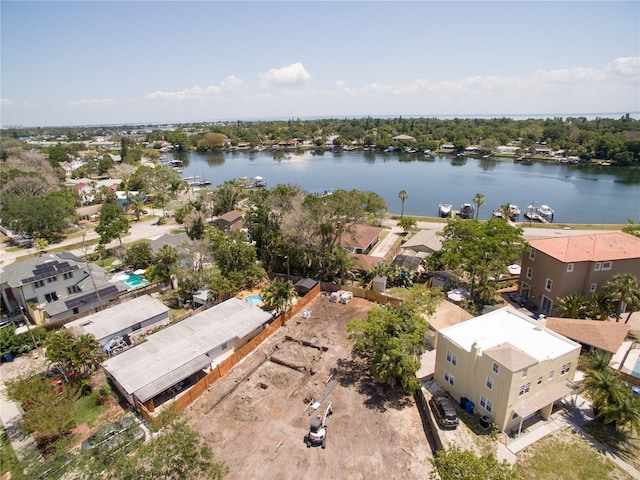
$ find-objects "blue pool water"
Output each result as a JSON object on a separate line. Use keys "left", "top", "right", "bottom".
{"left": 633, "top": 355, "right": 640, "bottom": 378}
{"left": 244, "top": 294, "right": 263, "bottom": 305}
{"left": 121, "top": 273, "right": 149, "bottom": 290}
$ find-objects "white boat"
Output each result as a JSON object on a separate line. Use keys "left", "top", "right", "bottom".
{"left": 459, "top": 203, "right": 474, "bottom": 219}
{"left": 438, "top": 203, "right": 453, "bottom": 218}
{"left": 254, "top": 176, "right": 266, "bottom": 187}
{"left": 537, "top": 204, "right": 554, "bottom": 222}
{"left": 492, "top": 205, "right": 520, "bottom": 221}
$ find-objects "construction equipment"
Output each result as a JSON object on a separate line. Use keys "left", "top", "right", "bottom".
{"left": 306, "top": 402, "right": 332, "bottom": 449}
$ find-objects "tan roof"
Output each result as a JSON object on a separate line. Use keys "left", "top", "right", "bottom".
{"left": 528, "top": 232, "right": 640, "bottom": 262}
{"left": 402, "top": 229, "right": 443, "bottom": 253}
{"left": 545, "top": 317, "right": 630, "bottom": 354}
{"left": 349, "top": 253, "right": 383, "bottom": 271}
{"left": 218, "top": 209, "right": 243, "bottom": 222}
{"left": 392, "top": 134, "right": 416, "bottom": 141}
{"left": 484, "top": 342, "right": 538, "bottom": 371}
{"left": 340, "top": 224, "right": 383, "bottom": 250}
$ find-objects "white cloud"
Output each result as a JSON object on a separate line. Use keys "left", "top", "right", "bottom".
{"left": 604, "top": 56, "right": 640, "bottom": 77}
{"left": 334, "top": 80, "right": 347, "bottom": 88}
{"left": 146, "top": 75, "right": 248, "bottom": 101}
{"left": 68, "top": 98, "right": 115, "bottom": 107}
{"left": 260, "top": 62, "right": 311, "bottom": 87}
{"left": 1, "top": 98, "right": 14, "bottom": 106}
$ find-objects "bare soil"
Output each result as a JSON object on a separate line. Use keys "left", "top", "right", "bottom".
{"left": 186, "top": 294, "right": 434, "bottom": 480}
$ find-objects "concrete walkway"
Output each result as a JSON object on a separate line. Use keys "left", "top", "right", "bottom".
{"left": 369, "top": 224, "right": 403, "bottom": 258}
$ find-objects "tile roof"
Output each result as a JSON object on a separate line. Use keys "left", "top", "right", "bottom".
{"left": 545, "top": 317, "right": 630, "bottom": 354}
{"left": 528, "top": 232, "right": 640, "bottom": 262}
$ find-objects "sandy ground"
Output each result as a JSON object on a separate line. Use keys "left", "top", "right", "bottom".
{"left": 186, "top": 294, "right": 434, "bottom": 480}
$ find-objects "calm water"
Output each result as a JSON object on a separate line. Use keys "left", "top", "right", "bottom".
{"left": 172, "top": 150, "right": 640, "bottom": 225}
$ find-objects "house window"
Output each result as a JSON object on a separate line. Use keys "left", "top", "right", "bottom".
{"left": 479, "top": 395, "right": 493, "bottom": 413}
{"left": 529, "top": 249, "right": 536, "bottom": 261}
{"left": 522, "top": 368, "right": 528, "bottom": 378}
{"left": 66, "top": 285, "right": 80, "bottom": 294}
{"left": 34, "top": 280, "right": 45, "bottom": 288}
{"left": 44, "top": 292, "right": 58, "bottom": 303}
{"left": 47, "top": 276, "right": 57, "bottom": 283}
{"left": 63, "top": 272, "right": 73, "bottom": 280}
{"left": 446, "top": 350, "right": 457, "bottom": 366}
{"left": 566, "top": 263, "right": 574, "bottom": 273}
{"left": 221, "top": 342, "right": 228, "bottom": 350}
{"left": 601, "top": 261, "right": 612, "bottom": 271}
{"left": 486, "top": 376, "right": 494, "bottom": 390}
{"left": 590, "top": 283, "right": 597, "bottom": 293}
{"left": 492, "top": 362, "right": 499, "bottom": 374}
{"left": 549, "top": 370, "right": 554, "bottom": 380}
{"left": 537, "top": 376, "right": 543, "bottom": 385}
{"left": 526, "top": 267, "right": 533, "bottom": 280}
{"left": 545, "top": 278, "right": 553, "bottom": 291}
{"left": 444, "top": 371, "right": 455, "bottom": 386}
{"left": 519, "top": 383, "right": 531, "bottom": 396}
{"left": 132, "top": 323, "right": 142, "bottom": 331}
{"left": 561, "top": 363, "right": 571, "bottom": 375}
{"left": 594, "top": 262, "right": 601, "bottom": 271}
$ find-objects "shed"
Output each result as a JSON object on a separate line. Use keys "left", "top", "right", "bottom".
{"left": 294, "top": 278, "right": 318, "bottom": 295}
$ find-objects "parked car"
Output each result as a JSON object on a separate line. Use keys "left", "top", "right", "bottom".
{"left": 429, "top": 395, "right": 459, "bottom": 429}
{"left": 81, "top": 417, "right": 144, "bottom": 455}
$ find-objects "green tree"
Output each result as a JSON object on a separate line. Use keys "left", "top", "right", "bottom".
{"left": 124, "top": 242, "right": 153, "bottom": 270}
{"left": 430, "top": 446, "right": 517, "bottom": 480}
{"left": 45, "top": 331, "right": 104, "bottom": 377}
{"left": 75, "top": 419, "right": 228, "bottom": 480}
{"left": 4, "top": 373, "right": 79, "bottom": 445}
{"left": 473, "top": 192, "right": 485, "bottom": 219}
{"left": 2, "top": 190, "right": 77, "bottom": 240}
{"left": 556, "top": 293, "right": 588, "bottom": 319}
{"left": 129, "top": 195, "right": 146, "bottom": 221}
{"left": 605, "top": 274, "right": 640, "bottom": 323}
{"left": 348, "top": 303, "right": 427, "bottom": 394}
{"left": 95, "top": 201, "right": 129, "bottom": 247}
{"left": 398, "top": 190, "right": 408, "bottom": 218}
{"left": 398, "top": 216, "right": 417, "bottom": 233}
{"left": 147, "top": 244, "right": 178, "bottom": 282}
{"left": 261, "top": 278, "right": 297, "bottom": 316}
{"left": 437, "top": 218, "right": 527, "bottom": 305}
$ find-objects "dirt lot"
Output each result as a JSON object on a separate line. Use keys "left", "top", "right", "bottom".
{"left": 187, "top": 294, "right": 434, "bottom": 480}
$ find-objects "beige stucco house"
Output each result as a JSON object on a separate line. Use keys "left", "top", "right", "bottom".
{"left": 518, "top": 232, "right": 640, "bottom": 316}
{"left": 434, "top": 306, "right": 580, "bottom": 434}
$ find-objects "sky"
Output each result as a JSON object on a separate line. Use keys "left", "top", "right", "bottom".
{"left": 1, "top": 1, "right": 639, "bottom": 127}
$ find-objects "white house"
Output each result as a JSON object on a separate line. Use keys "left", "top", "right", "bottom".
{"left": 102, "top": 297, "right": 273, "bottom": 410}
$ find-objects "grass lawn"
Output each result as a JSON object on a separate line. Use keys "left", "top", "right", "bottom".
{"left": 74, "top": 391, "right": 110, "bottom": 429}
{"left": 583, "top": 419, "right": 640, "bottom": 472}
{"left": 0, "top": 430, "right": 24, "bottom": 479}
{"left": 514, "top": 429, "right": 635, "bottom": 480}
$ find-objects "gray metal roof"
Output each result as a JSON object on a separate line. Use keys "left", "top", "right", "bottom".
{"left": 65, "top": 295, "right": 169, "bottom": 341}
{"left": 0, "top": 253, "right": 84, "bottom": 288}
{"left": 102, "top": 297, "right": 273, "bottom": 403}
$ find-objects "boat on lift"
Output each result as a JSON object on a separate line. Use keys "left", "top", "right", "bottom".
{"left": 438, "top": 203, "right": 453, "bottom": 218}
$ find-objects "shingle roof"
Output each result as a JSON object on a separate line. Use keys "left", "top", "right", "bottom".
{"left": 528, "top": 232, "right": 640, "bottom": 262}
{"left": 340, "top": 224, "right": 383, "bottom": 250}
{"left": 484, "top": 342, "right": 538, "bottom": 371}
{"left": 545, "top": 317, "right": 630, "bottom": 354}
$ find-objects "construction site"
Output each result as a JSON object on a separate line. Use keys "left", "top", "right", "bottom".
{"left": 187, "top": 293, "right": 434, "bottom": 479}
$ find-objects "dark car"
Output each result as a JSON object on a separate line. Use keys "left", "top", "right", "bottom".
{"left": 430, "top": 395, "right": 459, "bottom": 429}
{"left": 81, "top": 417, "right": 144, "bottom": 454}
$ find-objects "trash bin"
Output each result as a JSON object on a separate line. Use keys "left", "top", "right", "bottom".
{"left": 2, "top": 353, "right": 14, "bottom": 362}
{"left": 460, "top": 397, "right": 468, "bottom": 409}
{"left": 465, "top": 400, "right": 474, "bottom": 414}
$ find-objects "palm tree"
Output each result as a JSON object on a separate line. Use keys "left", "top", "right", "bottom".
{"left": 605, "top": 274, "right": 640, "bottom": 322}
{"left": 261, "top": 278, "right": 297, "bottom": 316}
{"left": 584, "top": 367, "right": 627, "bottom": 417}
{"left": 587, "top": 293, "right": 615, "bottom": 320}
{"left": 557, "top": 293, "right": 588, "bottom": 318}
{"left": 398, "top": 190, "right": 408, "bottom": 218}
{"left": 600, "top": 395, "right": 640, "bottom": 433}
{"left": 72, "top": 334, "right": 105, "bottom": 376}
{"left": 473, "top": 193, "right": 485, "bottom": 219}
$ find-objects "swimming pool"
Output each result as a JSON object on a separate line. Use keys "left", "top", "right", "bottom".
{"left": 119, "top": 273, "right": 149, "bottom": 290}
{"left": 244, "top": 294, "right": 263, "bottom": 305}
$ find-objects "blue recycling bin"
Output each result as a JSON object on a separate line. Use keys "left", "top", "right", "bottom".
{"left": 465, "top": 400, "right": 474, "bottom": 414}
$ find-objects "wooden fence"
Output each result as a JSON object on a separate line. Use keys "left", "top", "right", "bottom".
{"left": 344, "top": 285, "right": 404, "bottom": 308}
{"left": 141, "top": 282, "right": 323, "bottom": 419}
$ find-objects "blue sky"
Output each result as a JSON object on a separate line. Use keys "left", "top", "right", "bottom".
{"left": 1, "top": 1, "right": 639, "bottom": 127}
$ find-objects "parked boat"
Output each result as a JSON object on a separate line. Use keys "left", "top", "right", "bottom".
{"left": 492, "top": 204, "right": 521, "bottom": 221}
{"left": 537, "top": 204, "right": 554, "bottom": 222}
{"left": 254, "top": 176, "right": 266, "bottom": 187}
{"left": 168, "top": 159, "right": 183, "bottom": 167}
{"left": 459, "top": 203, "right": 475, "bottom": 219}
{"left": 438, "top": 202, "right": 453, "bottom": 218}
{"left": 524, "top": 202, "right": 553, "bottom": 223}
